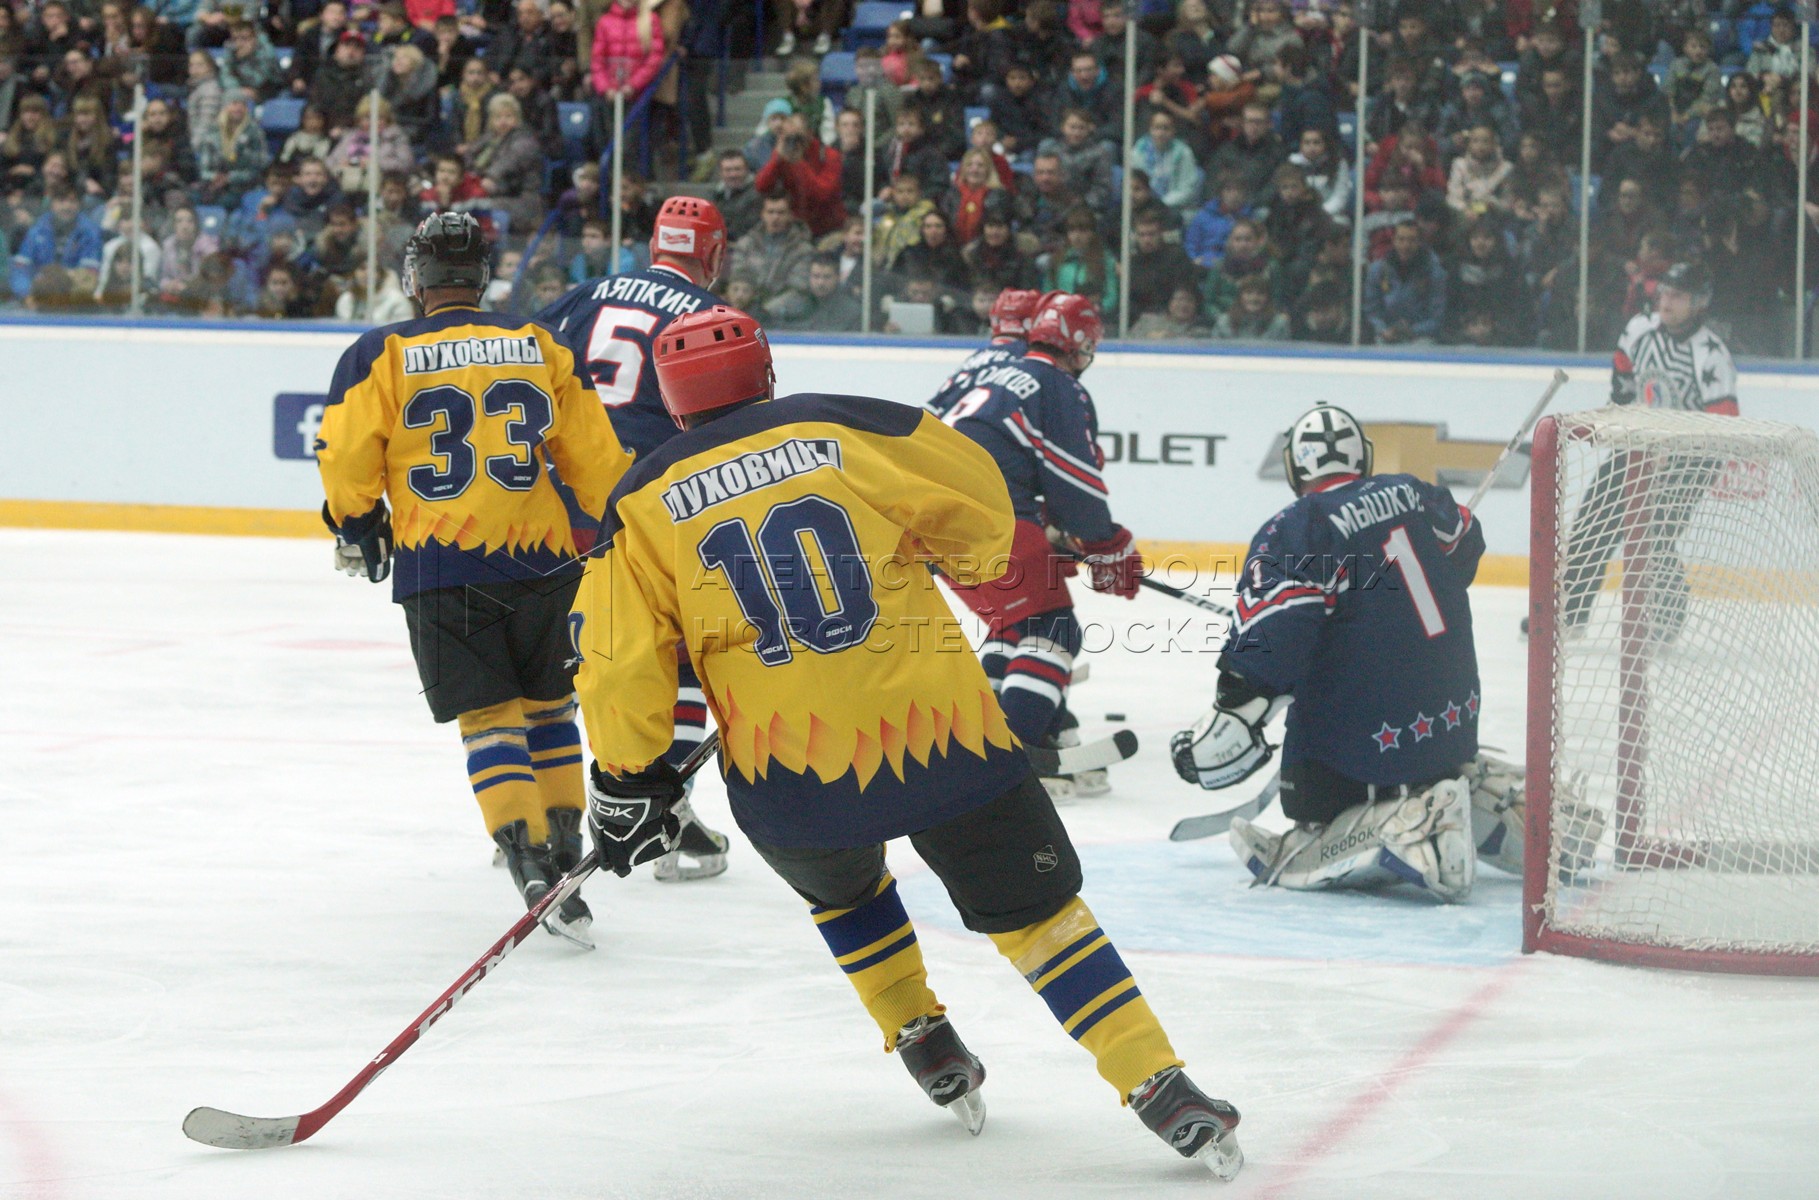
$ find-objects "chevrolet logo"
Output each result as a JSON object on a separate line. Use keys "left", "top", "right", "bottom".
{"left": 1258, "top": 422, "right": 1529, "bottom": 491}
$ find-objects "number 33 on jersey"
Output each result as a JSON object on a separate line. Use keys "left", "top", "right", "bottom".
{"left": 316, "top": 306, "right": 631, "bottom": 599}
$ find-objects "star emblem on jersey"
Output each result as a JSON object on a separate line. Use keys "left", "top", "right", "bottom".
{"left": 1409, "top": 712, "right": 1434, "bottom": 741}
{"left": 1465, "top": 691, "right": 1480, "bottom": 719}
{"left": 1373, "top": 722, "right": 1402, "bottom": 752}
{"left": 1440, "top": 701, "right": 1463, "bottom": 730}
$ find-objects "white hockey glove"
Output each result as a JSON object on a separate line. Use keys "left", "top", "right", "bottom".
{"left": 1171, "top": 673, "right": 1289, "bottom": 791}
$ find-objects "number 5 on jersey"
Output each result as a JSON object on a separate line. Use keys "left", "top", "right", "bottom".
{"left": 587, "top": 305, "right": 661, "bottom": 408}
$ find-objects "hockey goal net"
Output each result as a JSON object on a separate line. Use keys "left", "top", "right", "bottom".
{"left": 1525, "top": 406, "right": 1819, "bottom": 974}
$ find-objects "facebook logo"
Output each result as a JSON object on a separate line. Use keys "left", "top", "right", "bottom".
{"left": 273, "top": 392, "right": 327, "bottom": 460}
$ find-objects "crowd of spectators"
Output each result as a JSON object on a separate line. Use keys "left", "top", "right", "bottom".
{"left": 1, "top": 0, "right": 1815, "bottom": 353}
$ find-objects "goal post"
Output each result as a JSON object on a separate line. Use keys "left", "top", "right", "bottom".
{"left": 1525, "top": 407, "right": 1819, "bottom": 975}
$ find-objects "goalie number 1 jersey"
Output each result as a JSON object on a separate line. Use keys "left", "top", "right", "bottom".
{"left": 572, "top": 393, "right": 1027, "bottom": 849}
{"left": 1221, "top": 473, "right": 1485, "bottom": 787}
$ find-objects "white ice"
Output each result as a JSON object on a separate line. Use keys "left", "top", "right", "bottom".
{"left": 3, "top": 529, "right": 1817, "bottom": 1199}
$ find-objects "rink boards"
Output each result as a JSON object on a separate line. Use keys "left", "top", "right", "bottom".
{"left": 4, "top": 317, "right": 1818, "bottom": 567}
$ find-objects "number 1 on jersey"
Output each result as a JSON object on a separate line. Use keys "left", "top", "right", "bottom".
{"left": 585, "top": 305, "right": 661, "bottom": 407}
{"left": 1382, "top": 524, "right": 1447, "bottom": 638}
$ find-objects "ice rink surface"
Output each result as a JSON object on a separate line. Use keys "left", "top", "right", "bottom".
{"left": 4, "top": 528, "right": 1818, "bottom": 1200}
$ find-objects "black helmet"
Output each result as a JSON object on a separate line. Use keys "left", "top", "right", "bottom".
{"left": 1658, "top": 260, "right": 1712, "bottom": 307}
{"left": 402, "top": 212, "right": 491, "bottom": 303}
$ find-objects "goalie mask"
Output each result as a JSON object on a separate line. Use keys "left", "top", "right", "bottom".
{"left": 1282, "top": 403, "right": 1372, "bottom": 495}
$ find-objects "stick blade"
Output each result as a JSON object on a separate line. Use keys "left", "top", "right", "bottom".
{"left": 1169, "top": 776, "right": 1281, "bottom": 842}
{"left": 183, "top": 1106, "right": 303, "bottom": 1150}
{"left": 1026, "top": 728, "right": 1140, "bottom": 775}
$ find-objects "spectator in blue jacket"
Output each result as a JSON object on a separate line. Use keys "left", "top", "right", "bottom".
{"left": 10, "top": 186, "right": 102, "bottom": 300}
{"left": 1184, "top": 174, "right": 1252, "bottom": 267}
{"left": 1364, "top": 219, "right": 1447, "bottom": 344}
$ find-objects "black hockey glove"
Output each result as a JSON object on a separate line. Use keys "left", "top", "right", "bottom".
{"left": 586, "top": 759, "right": 685, "bottom": 878}
{"left": 322, "top": 502, "right": 393, "bottom": 584}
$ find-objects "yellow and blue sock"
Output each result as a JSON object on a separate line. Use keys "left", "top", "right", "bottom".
{"left": 989, "top": 897, "right": 1182, "bottom": 1100}
{"left": 524, "top": 695, "right": 585, "bottom": 819}
{"left": 809, "top": 871, "right": 942, "bottom": 1050}
{"left": 457, "top": 699, "right": 547, "bottom": 843}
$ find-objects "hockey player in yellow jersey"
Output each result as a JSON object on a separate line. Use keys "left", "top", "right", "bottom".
{"left": 569, "top": 305, "right": 1244, "bottom": 1177}
{"left": 316, "top": 212, "right": 629, "bottom": 948}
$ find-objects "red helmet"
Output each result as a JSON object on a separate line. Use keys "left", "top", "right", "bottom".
{"left": 653, "top": 305, "right": 774, "bottom": 429}
{"left": 1027, "top": 292, "right": 1103, "bottom": 366}
{"left": 988, "top": 288, "right": 1042, "bottom": 339}
{"left": 649, "top": 196, "right": 728, "bottom": 283}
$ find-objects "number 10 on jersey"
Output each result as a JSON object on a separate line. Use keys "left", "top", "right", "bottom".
{"left": 697, "top": 496, "right": 881, "bottom": 666}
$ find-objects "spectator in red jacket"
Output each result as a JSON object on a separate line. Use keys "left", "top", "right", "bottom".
{"left": 1365, "top": 122, "right": 1447, "bottom": 208}
{"left": 756, "top": 113, "right": 847, "bottom": 237}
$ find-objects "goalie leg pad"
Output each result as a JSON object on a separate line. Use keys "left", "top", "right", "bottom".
{"left": 1378, "top": 779, "right": 1475, "bottom": 903}
{"left": 1232, "top": 779, "right": 1475, "bottom": 902}
{"left": 1467, "top": 754, "right": 1527, "bottom": 875}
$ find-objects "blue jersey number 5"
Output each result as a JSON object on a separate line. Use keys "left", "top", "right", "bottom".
{"left": 698, "top": 496, "right": 881, "bottom": 667}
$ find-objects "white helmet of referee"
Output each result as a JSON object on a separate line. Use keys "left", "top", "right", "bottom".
{"left": 1283, "top": 403, "right": 1373, "bottom": 495}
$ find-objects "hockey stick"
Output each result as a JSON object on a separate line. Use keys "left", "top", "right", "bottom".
{"left": 1138, "top": 577, "right": 1234, "bottom": 619}
{"left": 1026, "top": 728, "right": 1138, "bottom": 776}
{"left": 1462, "top": 368, "right": 1570, "bottom": 515}
{"left": 183, "top": 731, "right": 723, "bottom": 1152}
{"left": 1168, "top": 772, "right": 1281, "bottom": 842}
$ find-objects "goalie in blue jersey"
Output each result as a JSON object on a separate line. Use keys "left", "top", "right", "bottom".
{"left": 1170, "top": 404, "right": 1532, "bottom": 902}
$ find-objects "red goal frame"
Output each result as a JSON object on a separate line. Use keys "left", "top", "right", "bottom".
{"left": 1522, "top": 414, "right": 1819, "bottom": 976}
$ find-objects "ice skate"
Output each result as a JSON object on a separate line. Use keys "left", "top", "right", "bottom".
{"left": 895, "top": 1014, "right": 986, "bottom": 1135}
{"left": 491, "top": 819, "right": 592, "bottom": 949}
{"left": 652, "top": 795, "right": 730, "bottom": 881}
{"left": 1129, "top": 1066, "right": 1243, "bottom": 1180}
{"left": 543, "top": 807, "right": 595, "bottom": 949}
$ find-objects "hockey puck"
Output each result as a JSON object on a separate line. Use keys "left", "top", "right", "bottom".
{"left": 1104, "top": 713, "right": 1125, "bottom": 722}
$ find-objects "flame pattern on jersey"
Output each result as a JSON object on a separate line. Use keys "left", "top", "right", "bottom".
{"left": 317, "top": 305, "right": 629, "bottom": 599}
{"left": 571, "top": 393, "right": 1027, "bottom": 849}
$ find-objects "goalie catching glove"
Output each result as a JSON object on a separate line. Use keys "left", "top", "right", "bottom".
{"left": 586, "top": 759, "right": 685, "bottom": 877}
{"left": 1171, "top": 670, "right": 1290, "bottom": 790}
{"left": 322, "top": 501, "right": 393, "bottom": 583}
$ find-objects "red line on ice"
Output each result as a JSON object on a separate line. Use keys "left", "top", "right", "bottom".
{"left": 0, "top": 1086, "right": 68, "bottom": 1200}
{"left": 1258, "top": 965, "right": 1522, "bottom": 1199}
